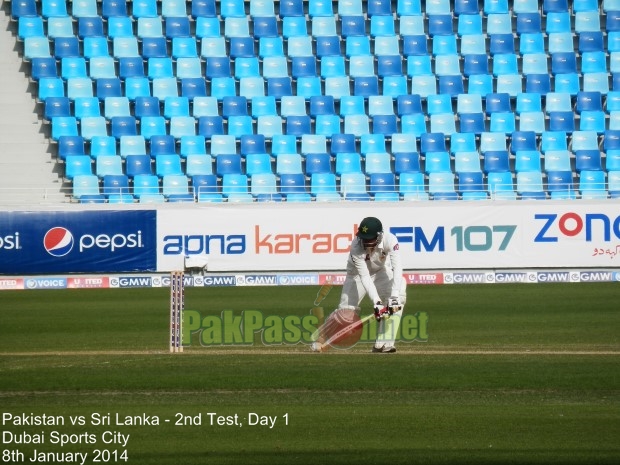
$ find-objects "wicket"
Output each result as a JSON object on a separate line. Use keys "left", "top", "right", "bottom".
{"left": 169, "top": 271, "right": 184, "bottom": 353}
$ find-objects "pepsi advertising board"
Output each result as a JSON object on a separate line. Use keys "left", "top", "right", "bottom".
{"left": 0, "top": 211, "right": 156, "bottom": 274}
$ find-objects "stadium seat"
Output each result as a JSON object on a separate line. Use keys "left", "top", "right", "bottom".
{"left": 126, "top": 155, "right": 153, "bottom": 177}
{"left": 276, "top": 153, "right": 303, "bottom": 175}
{"left": 515, "top": 150, "right": 542, "bottom": 172}
{"left": 575, "top": 150, "right": 603, "bottom": 172}
{"left": 331, "top": 133, "right": 356, "bottom": 154}
{"left": 335, "top": 152, "right": 362, "bottom": 174}
{"left": 458, "top": 171, "right": 488, "bottom": 200}
{"left": 58, "top": 136, "right": 85, "bottom": 160}
{"left": 483, "top": 151, "right": 511, "bottom": 173}
{"left": 547, "top": 170, "right": 576, "bottom": 199}
{"left": 454, "top": 151, "right": 482, "bottom": 173}
{"left": 305, "top": 153, "right": 332, "bottom": 175}
{"left": 65, "top": 155, "right": 93, "bottom": 180}
{"left": 487, "top": 171, "right": 517, "bottom": 199}
{"left": 425, "top": 151, "right": 451, "bottom": 174}
{"left": 73, "top": 175, "right": 102, "bottom": 200}
{"left": 103, "top": 174, "right": 130, "bottom": 197}
{"left": 216, "top": 154, "right": 243, "bottom": 176}
{"left": 516, "top": 171, "right": 547, "bottom": 199}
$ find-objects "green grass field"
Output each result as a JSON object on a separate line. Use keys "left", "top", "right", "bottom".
{"left": 1, "top": 283, "right": 619, "bottom": 465}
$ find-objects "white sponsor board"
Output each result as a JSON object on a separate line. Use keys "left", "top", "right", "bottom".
{"left": 156, "top": 202, "right": 620, "bottom": 272}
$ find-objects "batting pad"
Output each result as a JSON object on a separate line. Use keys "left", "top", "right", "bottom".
{"left": 375, "top": 309, "right": 403, "bottom": 348}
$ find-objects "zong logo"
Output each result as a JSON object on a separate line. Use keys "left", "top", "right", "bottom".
{"left": 44, "top": 227, "right": 74, "bottom": 257}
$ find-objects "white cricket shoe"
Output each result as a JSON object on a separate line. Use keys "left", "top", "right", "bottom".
{"left": 372, "top": 344, "right": 396, "bottom": 353}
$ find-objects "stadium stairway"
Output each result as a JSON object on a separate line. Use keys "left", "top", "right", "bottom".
{"left": 0, "top": 1, "right": 64, "bottom": 204}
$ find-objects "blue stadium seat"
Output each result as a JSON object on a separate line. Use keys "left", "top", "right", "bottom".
{"left": 305, "top": 153, "right": 333, "bottom": 175}
{"left": 311, "top": 172, "right": 340, "bottom": 200}
{"left": 279, "top": 0, "right": 304, "bottom": 16}
{"left": 103, "top": 174, "right": 130, "bottom": 197}
{"left": 545, "top": 157, "right": 572, "bottom": 176}
{"left": 80, "top": 117, "right": 108, "bottom": 142}
{"left": 361, "top": 134, "right": 386, "bottom": 154}
{"left": 487, "top": 171, "right": 517, "bottom": 199}
{"left": 251, "top": 0, "right": 275, "bottom": 17}
{"left": 516, "top": 171, "right": 546, "bottom": 199}
{"left": 65, "top": 155, "right": 93, "bottom": 180}
{"left": 133, "top": 0, "right": 158, "bottom": 17}
{"left": 420, "top": 133, "right": 447, "bottom": 154}
{"left": 52, "top": 116, "right": 79, "bottom": 141}
{"left": 11, "top": 0, "right": 37, "bottom": 19}
{"left": 24, "top": 36, "right": 52, "bottom": 61}
{"left": 104, "top": 97, "right": 131, "bottom": 119}
{"left": 579, "top": 170, "right": 608, "bottom": 199}
{"left": 547, "top": 170, "right": 576, "bottom": 199}
{"left": 229, "top": 38, "right": 255, "bottom": 59}
{"left": 315, "top": 114, "right": 341, "bottom": 136}
{"left": 141, "top": 37, "right": 168, "bottom": 59}
{"left": 195, "top": 17, "right": 220, "bottom": 38}
{"left": 96, "top": 155, "right": 123, "bottom": 178}
{"left": 454, "top": 151, "right": 482, "bottom": 173}
{"left": 276, "top": 153, "right": 303, "bottom": 175}
{"left": 193, "top": 174, "right": 221, "bottom": 202}
{"left": 73, "top": 97, "right": 102, "bottom": 120}
{"left": 335, "top": 152, "right": 362, "bottom": 174}
{"left": 458, "top": 15, "right": 483, "bottom": 36}
{"left": 428, "top": 172, "right": 458, "bottom": 200}
{"left": 256, "top": 115, "right": 283, "bottom": 137}
{"left": 458, "top": 171, "right": 488, "bottom": 200}
{"left": 483, "top": 151, "right": 511, "bottom": 172}
{"left": 285, "top": 115, "right": 312, "bottom": 136}
{"left": 541, "top": 131, "right": 568, "bottom": 153}
{"left": 330, "top": 133, "right": 356, "bottom": 154}
{"left": 545, "top": 93, "right": 572, "bottom": 113}
{"left": 44, "top": 97, "right": 71, "bottom": 121}
{"left": 575, "top": 150, "right": 603, "bottom": 172}
{"left": 118, "top": 136, "right": 148, "bottom": 160}
{"left": 460, "top": 34, "right": 486, "bottom": 55}
{"left": 398, "top": 171, "right": 427, "bottom": 200}
{"left": 366, "top": 0, "right": 391, "bottom": 16}
{"left": 280, "top": 172, "right": 308, "bottom": 194}
{"left": 47, "top": 17, "right": 74, "bottom": 40}
{"left": 370, "top": 174, "right": 399, "bottom": 200}
{"left": 450, "top": 133, "right": 477, "bottom": 153}
{"left": 401, "top": 113, "right": 428, "bottom": 136}
{"left": 73, "top": 175, "right": 102, "bottom": 200}
{"left": 58, "top": 136, "right": 86, "bottom": 160}
{"left": 220, "top": 0, "right": 246, "bottom": 18}
{"left": 393, "top": 151, "right": 420, "bottom": 174}
{"left": 107, "top": 16, "right": 134, "bottom": 39}
{"left": 124, "top": 154, "right": 152, "bottom": 178}
{"left": 339, "top": 172, "right": 369, "bottom": 200}
{"left": 425, "top": 151, "right": 451, "bottom": 174}
{"left": 365, "top": 152, "right": 392, "bottom": 174}
{"left": 516, "top": 13, "right": 542, "bottom": 34}
{"left": 246, "top": 153, "right": 273, "bottom": 176}
{"left": 149, "top": 135, "right": 176, "bottom": 157}
{"left": 96, "top": 78, "right": 123, "bottom": 101}
{"left": 301, "top": 134, "right": 328, "bottom": 154}
{"left": 427, "top": 14, "right": 453, "bottom": 36}
{"left": 548, "top": 112, "right": 576, "bottom": 132}
{"left": 134, "top": 179, "right": 165, "bottom": 200}
{"left": 515, "top": 150, "right": 542, "bottom": 172}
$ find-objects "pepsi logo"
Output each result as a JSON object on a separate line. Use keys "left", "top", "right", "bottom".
{"left": 44, "top": 227, "right": 74, "bottom": 257}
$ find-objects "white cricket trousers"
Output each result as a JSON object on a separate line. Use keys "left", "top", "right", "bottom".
{"left": 338, "top": 270, "right": 407, "bottom": 348}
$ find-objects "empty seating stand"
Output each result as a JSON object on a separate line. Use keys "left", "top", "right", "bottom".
{"left": 7, "top": 0, "right": 615, "bottom": 202}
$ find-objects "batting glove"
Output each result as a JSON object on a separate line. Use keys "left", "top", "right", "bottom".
{"left": 374, "top": 302, "right": 390, "bottom": 321}
{"left": 388, "top": 297, "right": 403, "bottom": 315}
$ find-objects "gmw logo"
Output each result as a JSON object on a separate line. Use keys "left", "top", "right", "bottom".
{"left": 44, "top": 227, "right": 144, "bottom": 257}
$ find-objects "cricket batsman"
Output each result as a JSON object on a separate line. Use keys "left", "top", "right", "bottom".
{"left": 339, "top": 216, "right": 407, "bottom": 353}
